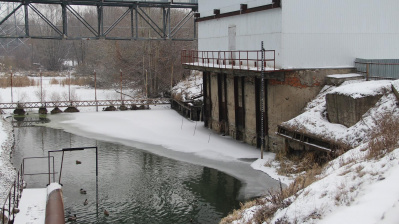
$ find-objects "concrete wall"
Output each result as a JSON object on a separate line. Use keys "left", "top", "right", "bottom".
{"left": 244, "top": 77, "right": 257, "bottom": 145}
{"left": 201, "top": 68, "right": 355, "bottom": 151}
{"left": 326, "top": 93, "right": 382, "bottom": 127}
{"left": 267, "top": 68, "right": 355, "bottom": 151}
{"left": 209, "top": 73, "right": 220, "bottom": 131}
{"left": 226, "top": 76, "right": 236, "bottom": 137}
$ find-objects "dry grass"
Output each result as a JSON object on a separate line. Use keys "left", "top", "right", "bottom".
{"left": 275, "top": 148, "right": 329, "bottom": 176}
{"left": 221, "top": 110, "right": 399, "bottom": 223}
{"left": 238, "top": 164, "right": 323, "bottom": 224}
{"left": 0, "top": 76, "right": 37, "bottom": 88}
{"left": 50, "top": 78, "right": 59, "bottom": 85}
{"left": 367, "top": 111, "right": 399, "bottom": 159}
{"left": 172, "top": 92, "right": 183, "bottom": 101}
{"left": 220, "top": 201, "right": 258, "bottom": 224}
{"left": 60, "top": 77, "right": 91, "bottom": 86}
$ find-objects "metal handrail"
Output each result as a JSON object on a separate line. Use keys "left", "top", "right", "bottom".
{"left": 181, "top": 49, "right": 276, "bottom": 71}
{"left": 355, "top": 60, "right": 399, "bottom": 81}
{"left": 1, "top": 156, "right": 55, "bottom": 224}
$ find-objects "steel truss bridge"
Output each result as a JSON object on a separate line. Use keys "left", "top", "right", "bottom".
{"left": 0, "top": 0, "right": 198, "bottom": 42}
{"left": 0, "top": 98, "right": 170, "bottom": 110}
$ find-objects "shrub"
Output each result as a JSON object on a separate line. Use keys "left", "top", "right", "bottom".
{"left": 50, "top": 78, "right": 59, "bottom": 85}
{"left": 367, "top": 111, "right": 399, "bottom": 159}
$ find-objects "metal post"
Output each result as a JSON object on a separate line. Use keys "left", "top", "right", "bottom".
{"left": 24, "top": 4, "right": 29, "bottom": 37}
{"left": 12, "top": 181, "right": 15, "bottom": 221}
{"left": 120, "top": 69, "right": 123, "bottom": 102}
{"left": 62, "top": 2, "right": 67, "bottom": 37}
{"left": 40, "top": 70, "right": 43, "bottom": 103}
{"left": 58, "top": 151, "right": 65, "bottom": 184}
{"left": 366, "top": 63, "right": 370, "bottom": 81}
{"left": 52, "top": 156, "right": 55, "bottom": 182}
{"left": 48, "top": 151, "right": 51, "bottom": 185}
{"left": 68, "top": 72, "right": 71, "bottom": 103}
{"left": 145, "top": 69, "right": 148, "bottom": 98}
{"left": 95, "top": 147, "right": 98, "bottom": 216}
{"left": 94, "top": 70, "right": 98, "bottom": 112}
{"left": 260, "top": 41, "right": 265, "bottom": 159}
{"left": 171, "top": 64, "right": 173, "bottom": 89}
{"left": 16, "top": 171, "right": 19, "bottom": 207}
{"left": 10, "top": 69, "right": 13, "bottom": 103}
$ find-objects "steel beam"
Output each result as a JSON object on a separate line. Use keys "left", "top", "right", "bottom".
{"left": 0, "top": 0, "right": 197, "bottom": 40}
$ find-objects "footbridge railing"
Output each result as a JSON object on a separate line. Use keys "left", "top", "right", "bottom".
{"left": 0, "top": 98, "right": 170, "bottom": 110}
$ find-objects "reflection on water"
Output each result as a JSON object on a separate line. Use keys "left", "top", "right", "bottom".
{"left": 12, "top": 125, "right": 246, "bottom": 224}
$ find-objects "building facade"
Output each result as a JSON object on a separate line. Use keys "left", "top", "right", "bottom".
{"left": 183, "top": 0, "right": 399, "bottom": 152}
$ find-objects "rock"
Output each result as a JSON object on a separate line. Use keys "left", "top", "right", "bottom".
{"left": 13, "top": 108, "right": 25, "bottom": 115}
{"left": 119, "top": 105, "right": 128, "bottom": 111}
{"left": 39, "top": 107, "right": 48, "bottom": 114}
{"left": 64, "top": 107, "right": 80, "bottom": 113}
{"left": 104, "top": 106, "right": 116, "bottom": 111}
{"left": 51, "top": 107, "right": 63, "bottom": 114}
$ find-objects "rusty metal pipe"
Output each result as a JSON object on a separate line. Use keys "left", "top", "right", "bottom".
{"left": 45, "top": 189, "right": 65, "bottom": 224}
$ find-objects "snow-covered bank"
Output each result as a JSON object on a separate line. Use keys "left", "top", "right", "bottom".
{"left": 223, "top": 79, "right": 399, "bottom": 224}
{"left": 0, "top": 116, "right": 16, "bottom": 205}
{"left": 44, "top": 106, "right": 280, "bottom": 199}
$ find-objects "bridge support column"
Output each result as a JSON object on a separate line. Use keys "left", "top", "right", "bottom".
{"left": 51, "top": 107, "right": 63, "bottom": 114}
{"left": 119, "top": 104, "right": 128, "bottom": 111}
{"left": 39, "top": 107, "right": 48, "bottom": 114}
{"left": 64, "top": 107, "right": 79, "bottom": 113}
{"left": 13, "top": 108, "right": 25, "bottom": 115}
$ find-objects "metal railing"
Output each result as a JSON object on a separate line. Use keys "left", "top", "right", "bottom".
{"left": 0, "top": 98, "right": 171, "bottom": 110}
{"left": 181, "top": 50, "right": 276, "bottom": 71}
{"left": 1, "top": 156, "right": 56, "bottom": 224}
{"left": 355, "top": 58, "right": 399, "bottom": 80}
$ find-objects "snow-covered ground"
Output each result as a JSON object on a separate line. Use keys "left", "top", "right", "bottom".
{"left": 227, "top": 79, "right": 399, "bottom": 224}
{"left": 1, "top": 74, "right": 399, "bottom": 224}
{"left": 14, "top": 183, "right": 62, "bottom": 224}
{"left": 171, "top": 71, "right": 203, "bottom": 101}
{"left": 0, "top": 115, "right": 16, "bottom": 204}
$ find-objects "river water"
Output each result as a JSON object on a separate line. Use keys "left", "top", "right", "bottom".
{"left": 11, "top": 115, "right": 278, "bottom": 224}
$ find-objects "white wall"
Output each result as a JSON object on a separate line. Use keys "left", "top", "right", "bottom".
{"left": 198, "top": 0, "right": 399, "bottom": 69}
{"left": 198, "top": 4, "right": 282, "bottom": 67}
{"left": 281, "top": 0, "right": 399, "bottom": 68}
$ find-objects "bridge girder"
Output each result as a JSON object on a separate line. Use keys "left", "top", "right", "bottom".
{"left": 0, "top": 0, "right": 198, "bottom": 41}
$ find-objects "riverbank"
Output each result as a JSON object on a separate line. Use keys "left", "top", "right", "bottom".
{"left": 221, "top": 79, "right": 399, "bottom": 224}
{"left": 0, "top": 116, "right": 16, "bottom": 205}
{"left": 43, "top": 106, "right": 283, "bottom": 199}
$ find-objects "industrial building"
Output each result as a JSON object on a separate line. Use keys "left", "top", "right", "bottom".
{"left": 182, "top": 0, "right": 399, "bottom": 151}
